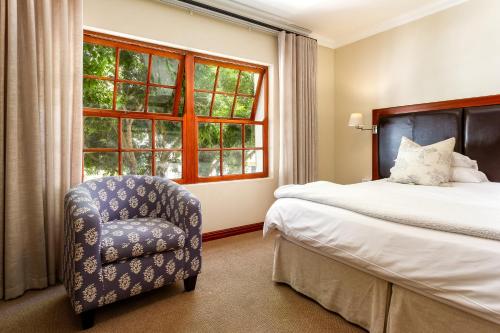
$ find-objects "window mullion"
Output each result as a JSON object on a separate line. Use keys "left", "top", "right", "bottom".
{"left": 219, "top": 123, "right": 223, "bottom": 176}
{"left": 113, "top": 48, "right": 122, "bottom": 175}
{"left": 112, "top": 47, "right": 120, "bottom": 112}
{"left": 183, "top": 53, "right": 197, "bottom": 183}
{"left": 151, "top": 119, "right": 156, "bottom": 176}
{"left": 145, "top": 54, "right": 154, "bottom": 175}
{"left": 144, "top": 54, "right": 153, "bottom": 114}
{"left": 242, "top": 123, "right": 245, "bottom": 174}
{"left": 263, "top": 71, "right": 269, "bottom": 176}
{"left": 118, "top": 115, "right": 122, "bottom": 175}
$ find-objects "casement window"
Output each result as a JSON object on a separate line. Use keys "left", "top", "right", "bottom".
{"left": 82, "top": 31, "right": 268, "bottom": 183}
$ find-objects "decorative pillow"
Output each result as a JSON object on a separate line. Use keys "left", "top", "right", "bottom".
{"left": 451, "top": 167, "right": 489, "bottom": 183}
{"left": 452, "top": 152, "right": 478, "bottom": 170}
{"left": 388, "top": 137, "right": 456, "bottom": 186}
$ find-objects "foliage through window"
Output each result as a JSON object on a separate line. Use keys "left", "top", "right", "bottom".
{"left": 82, "top": 31, "right": 268, "bottom": 183}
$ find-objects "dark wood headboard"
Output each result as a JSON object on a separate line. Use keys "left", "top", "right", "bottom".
{"left": 372, "top": 94, "right": 500, "bottom": 181}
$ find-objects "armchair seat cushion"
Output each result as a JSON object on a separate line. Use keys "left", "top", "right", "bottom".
{"left": 100, "top": 218, "right": 186, "bottom": 264}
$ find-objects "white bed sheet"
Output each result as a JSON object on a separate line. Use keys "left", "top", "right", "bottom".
{"left": 264, "top": 182, "right": 500, "bottom": 325}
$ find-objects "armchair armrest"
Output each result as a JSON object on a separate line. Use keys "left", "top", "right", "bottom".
{"left": 63, "top": 186, "right": 103, "bottom": 314}
{"left": 159, "top": 178, "right": 202, "bottom": 278}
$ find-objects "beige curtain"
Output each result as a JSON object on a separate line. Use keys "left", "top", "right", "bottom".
{"left": 0, "top": 0, "right": 83, "bottom": 299}
{"left": 278, "top": 31, "right": 318, "bottom": 186}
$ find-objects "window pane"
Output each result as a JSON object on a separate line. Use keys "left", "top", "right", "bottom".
{"left": 121, "top": 119, "right": 152, "bottom": 149}
{"left": 84, "top": 117, "right": 118, "bottom": 148}
{"left": 119, "top": 49, "right": 149, "bottom": 82}
{"left": 244, "top": 124, "right": 263, "bottom": 148}
{"left": 148, "top": 86, "right": 175, "bottom": 114}
{"left": 245, "top": 150, "right": 264, "bottom": 174}
{"left": 234, "top": 96, "right": 254, "bottom": 119}
{"left": 84, "top": 152, "right": 118, "bottom": 180}
{"left": 116, "top": 83, "right": 146, "bottom": 111}
{"left": 194, "top": 63, "right": 217, "bottom": 90}
{"left": 156, "top": 120, "right": 182, "bottom": 149}
{"left": 122, "top": 152, "right": 152, "bottom": 175}
{"left": 198, "top": 123, "right": 220, "bottom": 148}
{"left": 216, "top": 67, "right": 239, "bottom": 93}
{"left": 178, "top": 74, "right": 185, "bottom": 117}
{"left": 213, "top": 94, "right": 234, "bottom": 118}
{"left": 223, "top": 150, "right": 242, "bottom": 175}
{"left": 238, "top": 71, "right": 259, "bottom": 95}
{"left": 155, "top": 151, "right": 182, "bottom": 179}
{"left": 198, "top": 151, "right": 220, "bottom": 177}
{"left": 150, "top": 55, "right": 179, "bottom": 86}
{"left": 83, "top": 43, "right": 115, "bottom": 77}
{"left": 254, "top": 89, "right": 265, "bottom": 121}
{"left": 194, "top": 92, "right": 212, "bottom": 116}
{"left": 83, "top": 78, "right": 113, "bottom": 109}
{"left": 222, "top": 124, "right": 242, "bottom": 148}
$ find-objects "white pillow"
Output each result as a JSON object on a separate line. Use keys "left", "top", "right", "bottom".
{"left": 452, "top": 152, "right": 478, "bottom": 170}
{"left": 451, "top": 167, "right": 489, "bottom": 183}
{"left": 389, "top": 137, "right": 455, "bottom": 186}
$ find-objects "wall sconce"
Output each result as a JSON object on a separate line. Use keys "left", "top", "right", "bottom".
{"left": 348, "top": 113, "right": 377, "bottom": 134}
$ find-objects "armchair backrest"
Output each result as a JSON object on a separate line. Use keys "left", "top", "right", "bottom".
{"left": 79, "top": 175, "right": 171, "bottom": 223}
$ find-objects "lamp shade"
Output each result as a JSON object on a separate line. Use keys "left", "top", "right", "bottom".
{"left": 348, "top": 113, "right": 363, "bottom": 127}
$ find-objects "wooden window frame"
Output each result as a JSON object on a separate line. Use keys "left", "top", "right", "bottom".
{"left": 82, "top": 30, "right": 268, "bottom": 184}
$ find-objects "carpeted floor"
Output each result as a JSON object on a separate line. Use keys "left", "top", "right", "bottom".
{"left": 0, "top": 231, "right": 365, "bottom": 333}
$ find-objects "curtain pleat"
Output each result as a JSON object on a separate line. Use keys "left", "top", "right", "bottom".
{"left": 278, "top": 31, "right": 318, "bottom": 185}
{"left": 0, "top": 0, "right": 6, "bottom": 301}
{"left": 0, "top": 0, "right": 82, "bottom": 299}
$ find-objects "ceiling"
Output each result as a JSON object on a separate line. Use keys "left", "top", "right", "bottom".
{"left": 196, "top": 0, "right": 468, "bottom": 48}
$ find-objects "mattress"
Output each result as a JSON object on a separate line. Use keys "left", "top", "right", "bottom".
{"left": 264, "top": 182, "right": 500, "bottom": 324}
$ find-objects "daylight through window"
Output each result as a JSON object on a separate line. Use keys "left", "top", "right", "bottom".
{"left": 82, "top": 31, "right": 268, "bottom": 183}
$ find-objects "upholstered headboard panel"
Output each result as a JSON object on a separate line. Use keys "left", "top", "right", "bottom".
{"left": 372, "top": 95, "right": 500, "bottom": 182}
{"left": 464, "top": 105, "right": 500, "bottom": 181}
{"left": 378, "top": 109, "right": 463, "bottom": 179}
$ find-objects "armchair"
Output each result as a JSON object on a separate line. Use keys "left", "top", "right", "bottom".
{"left": 63, "top": 175, "right": 202, "bottom": 329}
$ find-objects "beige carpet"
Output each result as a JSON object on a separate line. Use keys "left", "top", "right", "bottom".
{"left": 0, "top": 231, "right": 365, "bottom": 333}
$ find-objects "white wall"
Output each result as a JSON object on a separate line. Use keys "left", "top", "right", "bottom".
{"left": 83, "top": 0, "right": 279, "bottom": 232}
{"left": 334, "top": 0, "right": 500, "bottom": 184}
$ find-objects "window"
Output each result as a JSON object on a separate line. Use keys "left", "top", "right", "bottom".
{"left": 82, "top": 31, "right": 268, "bottom": 183}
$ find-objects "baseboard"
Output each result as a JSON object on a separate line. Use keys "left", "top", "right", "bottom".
{"left": 202, "top": 222, "right": 264, "bottom": 242}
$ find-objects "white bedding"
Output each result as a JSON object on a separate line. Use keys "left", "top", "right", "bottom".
{"left": 274, "top": 180, "right": 500, "bottom": 241}
{"left": 264, "top": 181, "right": 500, "bottom": 324}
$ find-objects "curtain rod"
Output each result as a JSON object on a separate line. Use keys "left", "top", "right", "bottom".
{"left": 159, "top": 0, "right": 315, "bottom": 40}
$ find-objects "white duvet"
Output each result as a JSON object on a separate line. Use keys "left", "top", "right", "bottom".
{"left": 273, "top": 180, "right": 500, "bottom": 241}
{"left": 264, "top": 181, "right": 500, "bottom": 324}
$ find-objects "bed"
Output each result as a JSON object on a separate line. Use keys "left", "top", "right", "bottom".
{"left": 264, "top": 95, "right": 500, "bottom": 333}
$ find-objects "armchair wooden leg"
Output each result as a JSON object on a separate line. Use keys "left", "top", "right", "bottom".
{"left": 184, "top": 275, "right": 198, "bottom": 292}
{"left": 81, "top": 309, "right": 95, "bottom": 330}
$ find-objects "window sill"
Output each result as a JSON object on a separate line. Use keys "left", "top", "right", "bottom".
{"left": 184, "top": 175, "right": 274, "bottom": 188}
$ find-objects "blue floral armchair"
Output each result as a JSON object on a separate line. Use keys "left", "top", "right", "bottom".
{"left": 63, "top": 176, "right": 202, "bottom": 329}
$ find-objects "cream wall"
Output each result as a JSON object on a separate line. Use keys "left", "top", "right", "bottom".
{"left": 334, "top": 0, "right": 500, "bottom": 184}
{"left": 317, "top": 46, "right": 336, "bottom": 181}
{"left": 84, "top": 0, "right": 337, "bottom": 232}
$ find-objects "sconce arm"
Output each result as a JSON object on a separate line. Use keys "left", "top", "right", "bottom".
{"left": 355, "top": 125, "right": 378, "bottom": 134}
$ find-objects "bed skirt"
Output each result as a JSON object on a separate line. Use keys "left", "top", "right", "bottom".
{"left": 272, "top": 235, "right": 500, "bottom": 333}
